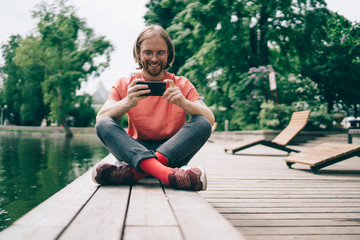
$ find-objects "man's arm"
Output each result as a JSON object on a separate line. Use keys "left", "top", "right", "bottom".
{"left": 163, "top": 79, "right": 215, "bottom": 125}
{"left": 96, "top": 99, "right": 131, "bottom": 122}
{"left": 182, "top": 99, "right": 215, "bottom": 126}
{"left": 96, "top": 79, "right": 150, "bottom": 122}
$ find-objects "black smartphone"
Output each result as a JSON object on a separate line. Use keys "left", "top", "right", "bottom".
{"left": 136, "top": 82, "right": 166, "bottom": 96}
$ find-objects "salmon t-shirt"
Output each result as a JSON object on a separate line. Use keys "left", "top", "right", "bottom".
{"left": 108, "top": 72, "right": 200, "bottom": 141}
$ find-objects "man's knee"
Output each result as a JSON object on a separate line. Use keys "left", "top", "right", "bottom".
{"left": 192, "top": 115, "right": 212, "bottom": 138}
{"left": 95, "top": 117, "right": 116, "bottom": 137}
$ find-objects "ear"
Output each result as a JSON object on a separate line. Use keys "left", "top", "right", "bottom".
{"left": 137, "top": 48, "right": 141, "bottom": 58}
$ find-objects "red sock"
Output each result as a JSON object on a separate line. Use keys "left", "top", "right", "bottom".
{"left": 139, "top": 157, "right": 172, "bottom": 185}
{"left": 130, "top": 152, "right": 170, "bottom": 182}
{"left": 155, "top": 152, "right": 169, "bottom": 166}
{"left": 131, "top": 168, "right": 149, "bottom": 182}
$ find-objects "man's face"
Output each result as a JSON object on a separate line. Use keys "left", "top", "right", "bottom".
{"left": 139, "top": 35, "right": 168, "bottom": 79}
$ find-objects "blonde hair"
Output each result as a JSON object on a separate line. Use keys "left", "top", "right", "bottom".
{"left": 133, "top": 25, "right": 175, "bottom": 70}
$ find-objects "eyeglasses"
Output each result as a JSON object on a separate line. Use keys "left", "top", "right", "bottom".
{"left": 141, "top": 50, "right": 168, "bottom": 60}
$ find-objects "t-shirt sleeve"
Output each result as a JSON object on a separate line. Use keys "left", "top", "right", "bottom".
{"left": 109, "top": 86, "right": 121, "bottom": 101}
{"left": 108, "top": 78, "right": 125, "bottom": 101}
{"left": 178, "top": 76, "right": 200, "bottom": 102}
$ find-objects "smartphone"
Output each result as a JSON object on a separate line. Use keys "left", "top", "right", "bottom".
{"left": 136, "top": 82, "right": 166, "bottom": 96}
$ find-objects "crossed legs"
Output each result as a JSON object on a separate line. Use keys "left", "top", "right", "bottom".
{"left": 93, "top": 116, "right": 212, "bottom": 191}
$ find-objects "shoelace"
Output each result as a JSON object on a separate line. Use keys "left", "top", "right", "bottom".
{"left": 173, "top": 168, "right": 191, "bottom": 188}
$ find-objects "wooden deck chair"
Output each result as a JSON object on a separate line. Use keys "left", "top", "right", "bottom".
{"left": 224, "top": 110, "right": 311, "bottom": 154}
{"left": 284, "top": 143, "right": 360, "bottom": 174}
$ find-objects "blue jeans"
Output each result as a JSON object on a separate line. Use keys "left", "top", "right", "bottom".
{"left": 95, "top": 115, "right": 212, "bottom": 171}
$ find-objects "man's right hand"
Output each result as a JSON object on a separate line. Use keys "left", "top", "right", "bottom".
{"left": 96, "top": 79, "right": 150, "bottom": 122}
{"left": 125, "top": 79, "right": 151, "bottom": 108}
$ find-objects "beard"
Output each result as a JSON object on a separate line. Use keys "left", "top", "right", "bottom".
{"left": 143, "top": 60, "right": 166, "bottom": 77}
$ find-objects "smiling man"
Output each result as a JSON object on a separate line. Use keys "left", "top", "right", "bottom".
{"left": 93, "top": 25, "right": 215, "bottom": 191}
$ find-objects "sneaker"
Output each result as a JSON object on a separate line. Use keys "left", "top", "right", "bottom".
{"left": 92, "top": 162, "right": 134, "bottom": 185}
{"left": 168, "top": 166, "right": 207, "bottom": 191}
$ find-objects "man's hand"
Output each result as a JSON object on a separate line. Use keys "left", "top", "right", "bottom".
{"left": 163, "top": 79, "right": 187, "bottom": 108}
{"left": 163, "top": 79, "right": 215, "bottom": 125}
{"left": 125, "top": 78, "right": 150, "bottom": 108}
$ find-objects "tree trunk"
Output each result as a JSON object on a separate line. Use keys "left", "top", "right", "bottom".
{"left": 249, "top": 27, "right": 258, "bottom": 67}
{"left": 61, "top": 118, "right": 73, "bottom": 138}
{"left": 258, "top": 4, "right": 270, "bottom": 66}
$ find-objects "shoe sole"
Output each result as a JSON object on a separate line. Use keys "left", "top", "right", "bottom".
{"left": 91, "top": 163, "right": 101, "bottom": 184}
{"left": 181, "top": 166, "right": 207, "bottom": 191}
{"left": 91, "top": 162, "right": 124, "bottom": 185}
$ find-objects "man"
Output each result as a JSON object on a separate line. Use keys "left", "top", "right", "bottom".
{"left": 93, "top": 25, "right": 215, "bottom": 191}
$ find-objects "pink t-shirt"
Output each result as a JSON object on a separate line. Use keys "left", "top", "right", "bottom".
{"left": 109, "top": 71, "right": 200, "bottom": 141}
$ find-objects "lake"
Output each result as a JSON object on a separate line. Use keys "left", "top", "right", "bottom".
{"left": 0, "top": 133, "right": 109, "bottom": 231}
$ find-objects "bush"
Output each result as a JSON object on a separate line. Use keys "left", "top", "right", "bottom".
{"left": 70, "top": 95, "right": 96, "bottom": 127}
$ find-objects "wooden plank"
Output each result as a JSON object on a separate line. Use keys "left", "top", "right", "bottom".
{"left": 58, "top": 186, "right": 130, "bottom": 240}
{"left": 202, "top": 193, "right": 360, "bottom": 199}
{"left": 206, "top": 187, "right": 360, "bottom": 192}
{"left": 238, "top": 226, "right": 360, "bottom": 235}
{"left": 285, "top": 143, "right": 360, "bottom": 166}
{"left": 124, "top": 227, "right": 183, "bottom": 240}
{"left": 211, "top": 202, "right": 360, "bottom": 207}
{"left": 165, "top": 188, "right": 245, "bottom": 240}
{"left": 125, "top": 180, "right": 178, "bottom": 226}
{"left": 203, "top": 189, "right": 360, "bottom": 194}
{"left": 215, "top": 207, "right": 360, "bottom": 214}
{"left": 192, "top": 141, "right": 360, "bottom": 239}
{"left": 0, "top": 169, "right": 98, "bottom": 240}
{"left": 222, "top": 213, "right": 360, "bottom": 220}
{"left": 207, "top": 197, "right": 360, "bottom": 202}
{"left": 272, "top": 110, "right": 310, "bottom": 145}
{"left": 246, "top": 235, "right": 360, "bottom": 240}
{"left": 230, "top": 219, "right": 360, "bottom": 227}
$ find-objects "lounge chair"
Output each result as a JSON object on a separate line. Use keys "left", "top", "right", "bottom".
{"left": 284, "top": 143, "right": 360, "bottom": 174}
{"left": 224, "top": 110, "right": 311, "bottom": 154}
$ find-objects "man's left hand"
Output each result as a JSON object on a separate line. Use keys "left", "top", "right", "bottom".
{"left": 163, "top": 79, "right": 187, "bottom": 108}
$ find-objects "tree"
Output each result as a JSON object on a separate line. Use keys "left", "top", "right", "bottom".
{"left": 32, "top": 0, "right": 113, "bottom": 136}
{"left": 1, "top": 35, "right": 23, "bottom": 125}
{"left": 296, "top": 10, "right": 360, "bottom": 115}
{"left": 69, "top": 94, "right": 96, "bottom": 127}
{"left": 143, "top": 0, "right": 358, "bottom": 129}
{"left": 14, "top": 36, "right": 49, "bottom": 125}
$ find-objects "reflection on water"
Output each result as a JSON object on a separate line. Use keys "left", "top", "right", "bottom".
{"left": 0, "top": 134, "right": 108, "bottom": 231}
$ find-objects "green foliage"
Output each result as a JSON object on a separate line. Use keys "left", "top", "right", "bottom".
{"left": 227, "top": 66, "right": 321, "bottom": 130}
{"left": 32, "top": 0, "right": 113, "bottom": 134}
{"left": 0, "top": 0, "right": 113, "bottom": 133}
{"left": 119, "top": 114, "right": 129, "bottom": 128}
{"left": 69, "top": 95, "right": 96, "bottom": 127}
{"left": 15, "top": 37, "right": 49, "bottom": 126}
{"left": 296, "top": 10, "right": 360, "bottom": 115}
{"left": 259, "top": 101, "right": 291, "bottom": 130}
{"left": 1, "top": 35, "right": 23, "bottom": 125}
{"left": 258, "top": 101, "right": 333, "bottom": 131}
{"left": 1, "top": 0, "right": 113, "bottom": 133}
{"left": 143, "top": 0, "right": 358, "bottom": 130}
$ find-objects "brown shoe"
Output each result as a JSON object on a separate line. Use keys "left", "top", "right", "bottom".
{"left": 168, "top": 166, "right": 207, "bottom": 191}
{"left": 92, "top": 163, "right": 134, "bottom": 185}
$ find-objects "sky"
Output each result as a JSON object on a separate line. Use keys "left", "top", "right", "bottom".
{"left": 0, "top": 0, "right": 359, "bottom": 91}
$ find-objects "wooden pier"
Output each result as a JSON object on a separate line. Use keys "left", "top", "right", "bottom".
{"left": 0, "top": 154, "right": 243, "bottom": 240}
{"left": 1, "top": 134, "right": 360, "bottom": 240}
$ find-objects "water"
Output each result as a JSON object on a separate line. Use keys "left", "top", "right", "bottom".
{"left": 0, "top": 133, "right": 109, "bottom": 231}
